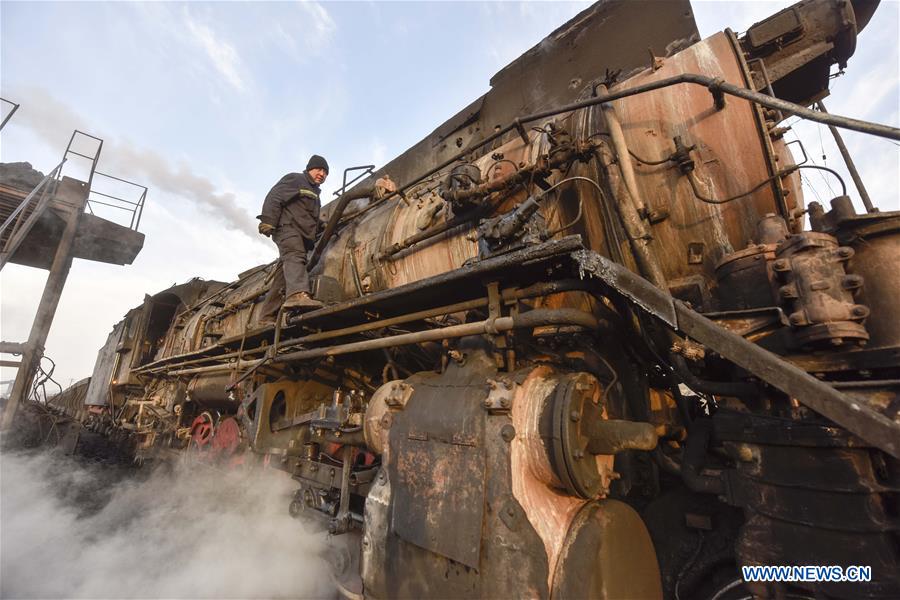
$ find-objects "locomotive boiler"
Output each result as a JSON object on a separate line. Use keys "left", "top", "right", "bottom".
{"left": 65, "top": 0, "right": 900, "bottom": 598}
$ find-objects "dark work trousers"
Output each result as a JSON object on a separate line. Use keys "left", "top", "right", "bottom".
{"left": 259, "top": 226, "right": 312, "bottom": 317}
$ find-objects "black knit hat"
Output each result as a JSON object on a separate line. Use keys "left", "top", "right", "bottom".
{"left": 306, "top": 154, "right": 329, "bottom": 174}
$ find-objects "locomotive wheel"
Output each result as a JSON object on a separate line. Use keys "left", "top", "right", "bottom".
{"left": 189, "top": 412, "right": 215, "bottom": 448}
{"left": 210, "top": 416, "right": 243, "bottom": 465}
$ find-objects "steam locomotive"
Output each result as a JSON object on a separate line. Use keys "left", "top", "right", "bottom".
{"left": 55, "top": 0, "right": 900, "bottom": 598}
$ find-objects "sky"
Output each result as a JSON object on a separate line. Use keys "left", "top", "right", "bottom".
{"left": 1, "top": 0, "right": 898, "bottom": 390}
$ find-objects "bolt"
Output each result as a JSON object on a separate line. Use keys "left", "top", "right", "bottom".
{"left": 570, "top": 410, "right": 581, "bottom": 422}
{"left": 500, "top": 396, "right": 511, "bottom": 408}
{"left": 574, "top": 449, "right": 585, "bottom": 459}
{"left": 789, "top": 314, "right": 804, "bottom": 326}
{"left": 842, "top": 275, "right": 863, "bottom": 290}
{"left": 483, "top": 398, "right": 493, "bottom": 408}
{"left": 501, "top": 424, "right": 516, "bottom": 442}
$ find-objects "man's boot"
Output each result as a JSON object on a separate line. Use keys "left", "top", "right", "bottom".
{"left": 283, "top": 291, "right": 324, "bottom": 311}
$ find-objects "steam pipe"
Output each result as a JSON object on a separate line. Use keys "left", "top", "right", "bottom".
{"left": 379, "top": 149, "right": 587, "bottom": 260}
{"left": 597, "top": 84, "right": 646, "bottom": 215}
{"left": 594, "top": 143, "right": 668, "bottom": 289}
{"left": 273, "top": 308, "right": 600, "bottom": 364}
{"left": 138, "top": 280, "right": 591, "bottom": 374}
{"left": 163, "top": 307, "right": 600, "bottom": 375}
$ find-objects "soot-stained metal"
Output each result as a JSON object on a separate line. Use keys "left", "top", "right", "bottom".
{"left": 12, "top": 1, "right": 900, "bottom": 599}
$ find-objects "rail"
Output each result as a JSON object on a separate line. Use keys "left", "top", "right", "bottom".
{"left": 0, "top": 159, "right": 67, "bottom": 271}
{"left": 0, "top": 98, "right": 20, "bottom": 131}
{"left": 0, "top": 158, "right": 66, "bottom": 240}
{"left": 61, "top": 130, "right": 147, "bottom": 231}
{"left": 86, "top": 172, "right": 148, "bottom": 230}
{"left": 333, "top": 165, "right": 375, "bottom": 198}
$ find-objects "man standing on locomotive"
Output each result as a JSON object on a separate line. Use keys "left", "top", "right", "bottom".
{"left": 257, "top": 155, "right": 329, "bottom": 322}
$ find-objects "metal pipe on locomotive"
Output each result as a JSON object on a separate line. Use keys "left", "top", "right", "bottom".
{"left": 70, "top": 1, "right": 900, "bottom": 598}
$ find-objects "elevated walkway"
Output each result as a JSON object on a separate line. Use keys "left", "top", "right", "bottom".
{"left": 0, "top": 176, "right": 144, "bottom": 268}
{"left": 1, "top": 129, "right": 148, "bottom": 428}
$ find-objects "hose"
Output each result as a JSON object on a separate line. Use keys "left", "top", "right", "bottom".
{"left": 687, "top": 164, "right": 847, "bottom": 205}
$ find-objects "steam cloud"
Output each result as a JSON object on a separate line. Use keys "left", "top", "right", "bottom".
{"left": 0, "top": 449, "right": 335, "bottom": 598}
{"left": 6, "top": 86, "right": 258, "bottom": 238}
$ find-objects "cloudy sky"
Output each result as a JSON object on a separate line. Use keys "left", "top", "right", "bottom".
{"left": 1, "top": 0, "right": 898, "bottom": 390}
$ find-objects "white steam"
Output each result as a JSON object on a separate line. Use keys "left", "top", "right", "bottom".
{"left": 5, "top": 86, "right": 258, "bottom": 239}
{"left": 0, "top": 450, "right": 335, "bottom": 599}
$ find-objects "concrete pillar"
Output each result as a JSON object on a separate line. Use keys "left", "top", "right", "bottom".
{"left": 1, "top": 178, "right": 87, "bottom": 429}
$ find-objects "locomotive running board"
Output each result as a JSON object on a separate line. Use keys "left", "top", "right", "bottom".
{"left": 572, "top": 249, "right": 900, "bottom": 459}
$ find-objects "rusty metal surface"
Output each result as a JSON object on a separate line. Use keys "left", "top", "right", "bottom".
{"left": 509, "top": 366, "right": 595, "bottom": 592}
{"left": 812, "top": 203, "right": 900, "bottom": 349}
{"left": 608, "top": 33, "right": 784, "bottom": 290}
{"left": 364, "top": 350, "right": 551, "bottom": 598}
{"left": 741, "top": 0, "right": 860, "bottom": 105}
{"left": 551, "top": 500, "right": 662, "bottom": 599}
{"left": 390, "top": 372, "right": 487, "bottom": 568}
{"left": 773, "top": 231, "right": 869, "bottom": 348}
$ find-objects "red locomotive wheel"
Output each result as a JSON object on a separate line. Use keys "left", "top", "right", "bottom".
{"left": 189, "top": 412, "right": 215, "bottom": 448}
{"left": 211, "top": 417, "right": 242, "bottom": 457}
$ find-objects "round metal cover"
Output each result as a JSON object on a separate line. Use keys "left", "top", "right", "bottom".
{"left": 548, "top": 372, "right": 605, "bottom": 499}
